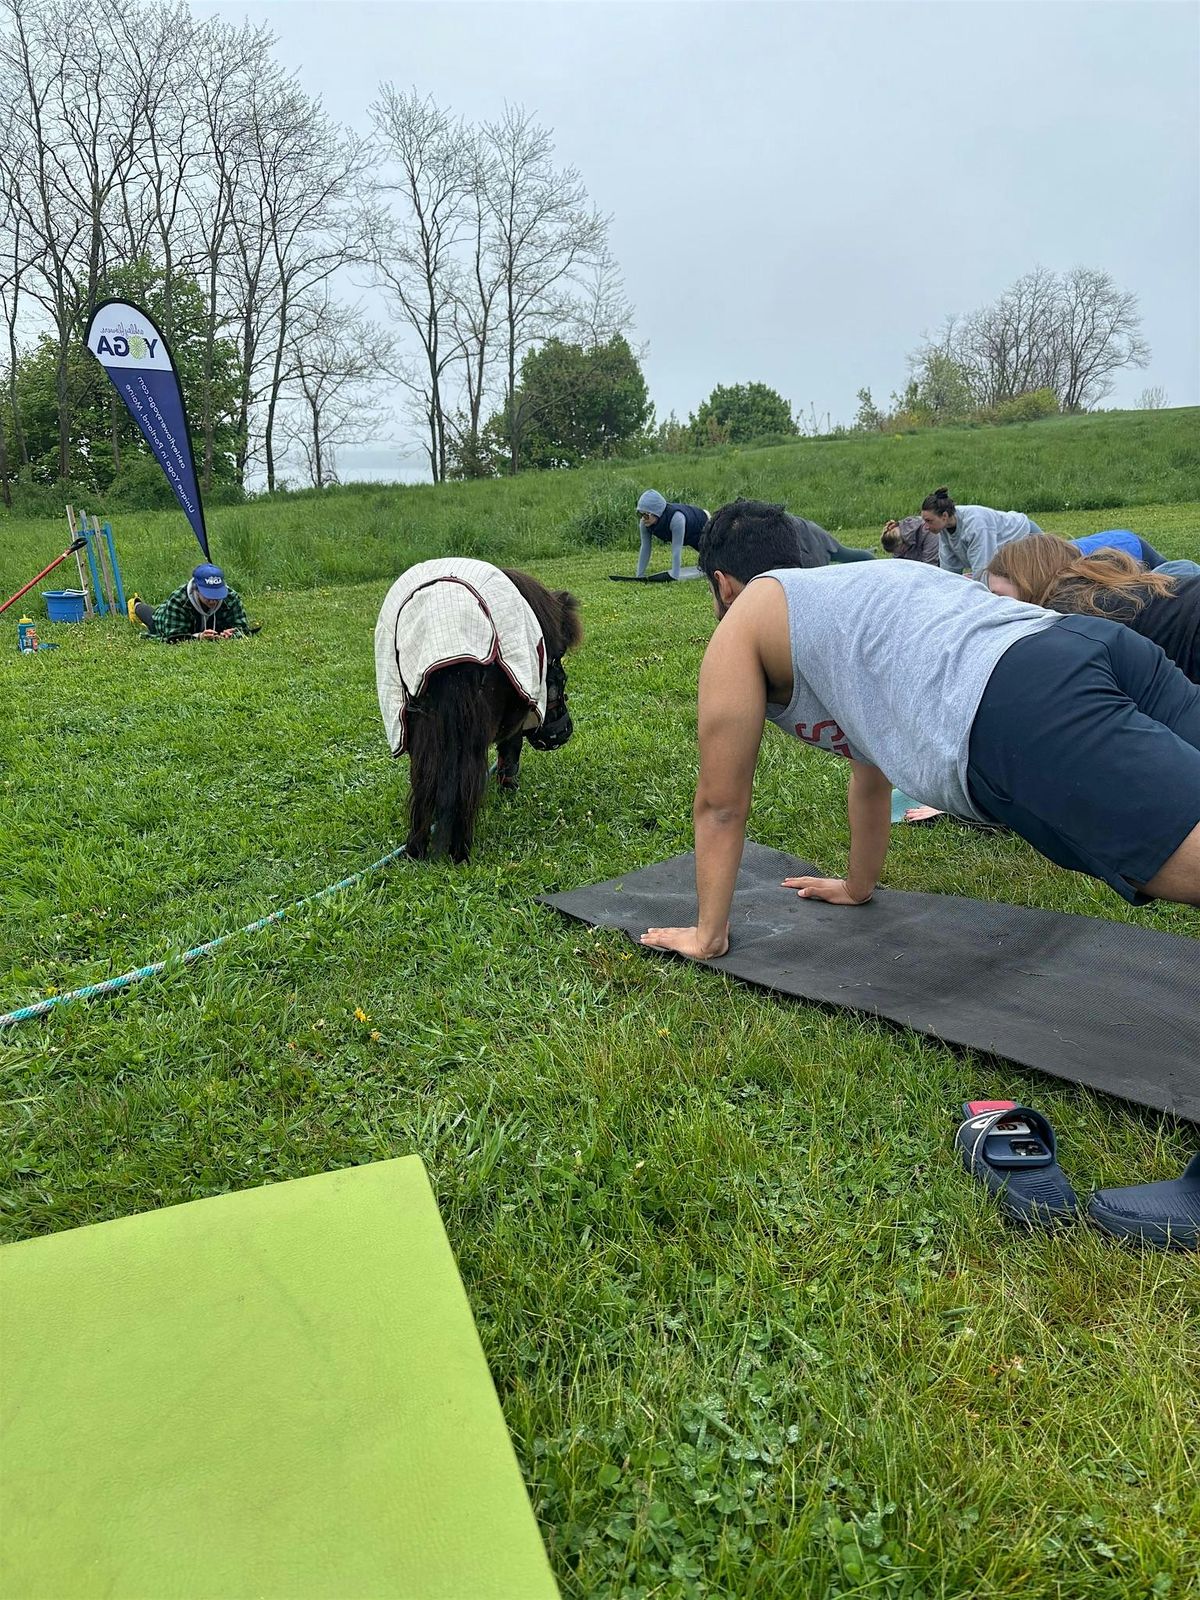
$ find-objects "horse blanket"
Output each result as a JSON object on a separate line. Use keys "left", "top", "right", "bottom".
{"left": 375, "top": 559, "right": 548, "bottom": 756}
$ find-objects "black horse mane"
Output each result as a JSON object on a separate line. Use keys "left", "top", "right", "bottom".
{"left": 403, "top": 567, "right": 581, "bottom": 863}
{"left": 501, "top": 568, "right": 583, "bottom": 659}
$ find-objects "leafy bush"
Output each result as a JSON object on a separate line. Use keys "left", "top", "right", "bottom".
{"left": 689, "top": 382, "right": 797, "bottom": 445}
{"left": 106, "top": 455, "right": 183, "bottom": 510}
{"left": 988, "top": 388, "right": 1060, "bottom": 424}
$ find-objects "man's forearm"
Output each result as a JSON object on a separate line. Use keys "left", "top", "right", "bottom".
{"left": 694, "top": 803, "right": 747, "bottom": 950}
{"left": 845, "top": 767, "right": 892, "bottom": 899}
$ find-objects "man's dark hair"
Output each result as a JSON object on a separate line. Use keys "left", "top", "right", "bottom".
{"left": 697, "top": 499, "right": 824, "bottom": 584}
{"left": 921, "top": 486, "right": 956, "bottom": 516}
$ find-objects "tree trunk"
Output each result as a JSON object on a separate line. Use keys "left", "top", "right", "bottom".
{"left": 506, "top": 305, "right": 518, "bottom": 475}
{"left": 110, "top": 391, "right": 122, "bottom": 474}
{"left": 55, "top": 329, "right": 70, "bottom": 480}
{"left": 309, "top": 393, "right": 322, "bottom": 488}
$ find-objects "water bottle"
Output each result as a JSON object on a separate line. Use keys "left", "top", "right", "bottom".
{"left": 17, "top": 616, "right": 39, "bottom": 653}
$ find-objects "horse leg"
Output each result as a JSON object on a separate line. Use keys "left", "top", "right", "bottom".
{"left": 495, "top": 731, "right": 523, "bottom": 791}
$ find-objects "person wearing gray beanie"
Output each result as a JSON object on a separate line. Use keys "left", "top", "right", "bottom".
{"left": 635, "top": 490, "right": 710, "bottom": 579}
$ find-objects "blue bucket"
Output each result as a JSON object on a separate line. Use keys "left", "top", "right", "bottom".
{"left": 42, "top": 589, "right": 87, "bottom": 623}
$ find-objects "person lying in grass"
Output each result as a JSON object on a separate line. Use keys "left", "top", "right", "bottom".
{"left": 129, "top": 563, "right": 250, "bottom": 643}
{"left": 640, "top": 501, "right": 1200, "bottom": 958}
{"left": 987, "top": 535, "right": 1200, "bottom": 684}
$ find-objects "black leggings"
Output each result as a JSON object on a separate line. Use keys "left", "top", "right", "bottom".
{"left": 827, "top": 538, "right": 875, "bottom": 563}
{"left": 134, "top": 600, "right": 156, "bottom": 629}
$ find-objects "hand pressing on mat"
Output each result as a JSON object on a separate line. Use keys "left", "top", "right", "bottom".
{"left": 782, "top": 875, "right": 874, "bottom": 905}
{"left": 640, "top": 924, "right": 730, "bottom": 959}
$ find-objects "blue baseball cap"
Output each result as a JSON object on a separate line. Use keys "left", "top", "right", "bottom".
{"left": 192, "top": 563, "right": 228, "bottom": 600}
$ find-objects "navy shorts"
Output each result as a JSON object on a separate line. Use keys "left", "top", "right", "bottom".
{"left": 966, "top": 615, "right": 1200, "bottom": 902}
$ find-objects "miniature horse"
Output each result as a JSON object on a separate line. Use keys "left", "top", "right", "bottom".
{"left": 403, "top": 568, "right": 581, "bottom": 863}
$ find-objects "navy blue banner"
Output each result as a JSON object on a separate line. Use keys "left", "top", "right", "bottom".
{"left": 84, "top": 299, "right": 210, "bottom": 559}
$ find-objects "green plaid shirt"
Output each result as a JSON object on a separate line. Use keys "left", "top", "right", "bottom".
{"left": 151, "top": 583, "right": 249, "bottom": 642}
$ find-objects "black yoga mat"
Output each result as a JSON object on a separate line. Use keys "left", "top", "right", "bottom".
{"left": 541, "top": 841, "right": 1200, "bottom": 1123}
{"left": 608, "top": 568, "right": 704, "bottom": 583}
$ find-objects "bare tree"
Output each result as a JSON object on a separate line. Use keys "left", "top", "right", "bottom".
{"left": 445, "top": 133, "right": 503, "bottom": 477}
{"left": 1055, "top": 266, "right": 1150, "bottom": 410}
{"left": 910, "top": 265, "right": 1150, "bottom": 417}
{"left": 0, "top": 0, "right": 111, "bottom": 477}
{"left": 185, "top": 16, "right": 275, "bottom": 491}
{"left": 282, "top": 290, "right": 394, "bottom": 487}
{"left": 0, "top": 90, "right": 29, "bottom": 492}
{"left": 222, "top": 65, "right": 362, "bottom": 490}
{"left": 566, "top": 250, "right": 635, "bottom": 348}
{"left": 482, "top": 104, "right": 609, "bottom": 474}
{"left": 259, "top": 88, "right": 363, "bottom": 491}
{"left": 365, "top": 87, "right": 472, "bottom": 483}
{"left": 1137, "top": 385, "right": 1168, "bottom": 411}
{"left": 959, "top": 266, "right": 1062, "bottom": 406}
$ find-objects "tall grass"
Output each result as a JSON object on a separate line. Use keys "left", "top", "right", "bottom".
{"left": 1, "top": 407, "right": 1197, "bottom": 603}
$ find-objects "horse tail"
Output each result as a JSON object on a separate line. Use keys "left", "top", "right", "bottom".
{"left": 405, "top": 664, "right": 494, "bottom": 863}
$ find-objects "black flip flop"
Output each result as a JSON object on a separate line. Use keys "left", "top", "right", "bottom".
{"left": 609, "top": 572, "right": 675, "bottom": 583}
{"left": 955, "top": 1102, "right": 1080, "bottom": 1227}
{"left": 1087, "top": 1154, "right": 1200, "bottom": 1251}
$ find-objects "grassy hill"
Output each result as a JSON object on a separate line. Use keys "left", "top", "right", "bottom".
{"left": 2, "top": 409, "right": 1198, "bottom": 1598}
{"left": 2, "top": 406, "right": 1197, "bottom": 602}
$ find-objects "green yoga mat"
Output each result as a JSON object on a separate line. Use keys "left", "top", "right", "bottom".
{"left": 0, "top": 1158, "right": 559, "bottom": 1600}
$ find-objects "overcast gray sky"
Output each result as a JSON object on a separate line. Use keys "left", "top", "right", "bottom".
{"left": 201, "top": 0, "right": 1199, "bottom": 477}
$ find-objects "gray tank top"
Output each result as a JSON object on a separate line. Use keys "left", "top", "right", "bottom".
{"left": 760, "top": 562, "right": 1056, "bottom": 818}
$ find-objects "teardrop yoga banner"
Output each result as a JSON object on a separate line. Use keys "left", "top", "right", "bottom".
{"left": 84, "top": 298, "right": 210, "bottom": 559}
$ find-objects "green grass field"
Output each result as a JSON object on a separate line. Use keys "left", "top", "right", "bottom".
{"left": 2, "top": 413, "right": 1198, "bottom": 1598}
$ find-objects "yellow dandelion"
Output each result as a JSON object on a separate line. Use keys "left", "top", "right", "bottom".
{"left": 354, "top": 1006, "right": 370, "bottom": 1023}
{"left": 370, "top": 1029, "right": 382, "bottom": 1042}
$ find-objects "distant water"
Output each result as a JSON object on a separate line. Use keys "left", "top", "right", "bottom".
{"left": 249, "top": 446, "right": 432, "bottom": 490}
{"left": 333, "top": 447, "right": 431, "bottom": 485}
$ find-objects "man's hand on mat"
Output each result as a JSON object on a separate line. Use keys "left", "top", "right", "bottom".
{"left": 902, "top": 804, "right": 944, "bottom": 824}
{"left": 782, "top": 876, "right": 874, "bottom": 905}
{"left": 640, "top": 925, "right": 730, "bottom": 958}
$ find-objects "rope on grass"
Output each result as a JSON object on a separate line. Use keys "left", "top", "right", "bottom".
{"left": 0, "top": 844, "right": 408, "bottom": 1029}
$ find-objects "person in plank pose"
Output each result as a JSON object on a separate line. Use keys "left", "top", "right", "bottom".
{"left": 633, "top": 491, "right": 710, "bottom": 580}
{"left": 639, "top": 501, "right": 1200, "bottom": 959}
{"left": 633, "top": 489, "right": 874, "bottom": 579}
{"left": 920, "top": 486, "right": 1043, "bottom": 580}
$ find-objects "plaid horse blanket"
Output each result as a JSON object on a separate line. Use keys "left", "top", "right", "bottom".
{"left": 374, "top": 558, "right": 549, "bottom": 756}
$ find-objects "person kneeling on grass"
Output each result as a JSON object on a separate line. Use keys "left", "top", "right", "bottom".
{"left": 639, "top": 501, "right": 1200, "bottom": 959}
{"left": 129, "top": 563, "right": 250, "bottom": 643}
